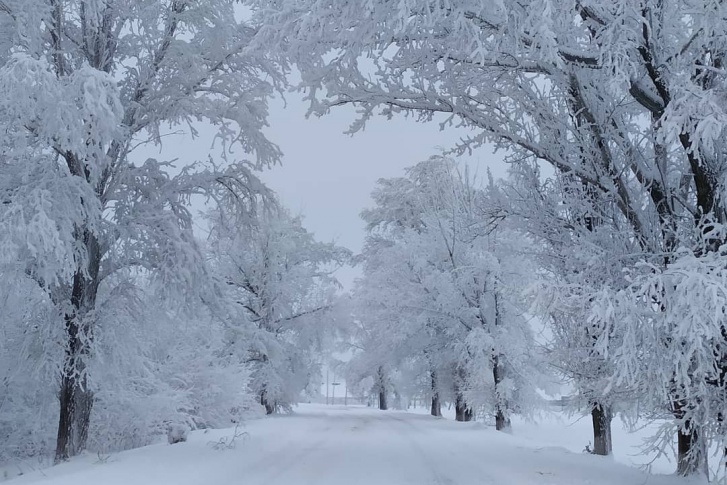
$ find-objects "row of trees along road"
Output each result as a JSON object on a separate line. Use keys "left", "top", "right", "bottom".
{"left": 2, "top": 0, "right": 727, "bottom": 478}
{"left": 345, "top": 157, "right": 547, "bottom": 431}
{"left": 245, "top": 0, "right": 727, "bottom": 476}
{"left": 0, "top": 0, "right": 349, "bottom": 467}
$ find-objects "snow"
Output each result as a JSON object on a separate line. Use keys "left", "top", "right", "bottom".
{"left": 7, "top": 405, "right": 702, "bottom": 485}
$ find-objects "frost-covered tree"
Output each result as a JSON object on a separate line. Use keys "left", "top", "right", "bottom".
{"left": 210, "top": 207, "right": 351, "bottom": 414}
{"left": 588, "top": 247, "right": 727, "bottom": 477}
{"left": 0, "top": 0, "right": 284, "bottom": 462}
{"left": 501, "top": 166, "right": 639, "bottom": 456}
{"left": 0, "top": 270, "right": 255, "bottom": 469}
{"left": 0, "top": 270, "right": 59, "bottom": 466}
{"left": 348, "top": 158, "right": 469, "bottom": 416}
{"left": 351, "top": 157, "right": 545, "bottom": 428}
{"left": 343, "top": 310, "right": 398, "bottom": 412}
{"left": 86, "top": 282, "right": 255, "bottom": 454}
{"left": 246, "top": 0, "right": 727, "bottom": 474}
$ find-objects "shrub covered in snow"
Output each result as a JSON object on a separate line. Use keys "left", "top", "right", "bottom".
{"left": 167, "top": 424, "right": 189, "bottom": 445}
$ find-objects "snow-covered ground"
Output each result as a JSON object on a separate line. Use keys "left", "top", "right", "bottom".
{"left": 410, "top": 405, "right": 677, "bottom": 474}
{"left": 6, "top": 404, "right": 703, "bottom": 485}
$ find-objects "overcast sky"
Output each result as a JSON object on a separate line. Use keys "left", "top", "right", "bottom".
{"left": 140, "top": 90, "right": 508, "bottom": 290}
{"left": 259, "top": 93, "right": 508, "bottom": 289}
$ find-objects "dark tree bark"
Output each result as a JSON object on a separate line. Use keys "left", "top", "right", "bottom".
{"left": 257, "top": 355, "right": 275, "bottom": 415}
{"left": 431, "top": 395, "right": 441, "bottom": 417}
{"left": 590, "top": 402, "right": 612, "bottom": 456}
{"left": 454, "top": 397, "right": 473, "bottom": 421}
{"left": 455, "top": 395, "right": 466, "bottom": 422}
{"left": 55, "top": 230, "right": 101, "bottom": 463}
{"left": 494, "top": 406, "right": 508, "bottom": 429}
{"left": 491, "top": 298, "right": 510, "bottom": 432}
{"left": 492, "top": 354, "right": 510, "bottom": 431}
{"left": 453, "top": 366, "right": 474, "bottom": 422}
{"left": 430, "top": 371, "right": 441, "bottom": 417}
{"left": 491, "top": 292, "right": 511, "bottom": 431}
{"left": 454, "top": 366, "right": 468, "bottom": 422}
{"left": 260, "top": 390, "right": 275, "bottom": 415}
{"left": 677, "top": 422, "right": 706, "bottom": 476}
{"left": 378, "top": 388, "right": 387, "bottom": 410}
{"left": 671, "top": 395, "right": 707, "bottom": 476}
{"left": 377, "top": 366, "right": 387, "bottom": 410}
{"left": 56, "top": 372, "right": 93, "bottom": 463}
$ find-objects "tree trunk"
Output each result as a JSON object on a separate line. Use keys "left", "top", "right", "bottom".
{"left": 493, "top": 354, "right": 510, "bottom": 431}
{"left": 55, "top": 379, "right": 73, "bottom": 463}
{"left": 677, "top": 423, "right": 706, "bottom": 476}
{"left": 55, "top": 374, "right": 92, "bottom": 462}
{"left": 590, "top": 402, "right": 612, "bottom": 456}
{"left": 430, "top": 371, "right": 441, "bottom": 417}
{"left": 377, "top": 366, "right": 387, "bottom": 410}
{"left": 455, "top": 391, "right": 467, "bottom": 422}
{"left": 258, "top": 356, "right": 275, "bottom": 415}
{"left": 431, "top": 395, "right": 441, "bottom": 417}
{"left": 495, "top": 408, "right": 509, "bottom": 429}
{"left": 55, "top": 313, "right": 94, "bottom": 462}
{"left": 672, "top": 394, "right": 707, "bottom": 476}
{"left": 491, "top": 291, "right": 511, "bottom": 431}
{"left": 55, "top": 231, "right": 100, "bottom": 463}
{"left": 454, "top": 399, "right": 473, "bottom": 421}
{"left": 260, "top": 390, "right": 275, "bottom": 415}
{"left": 454, "top": 366, "right": 468, "bottom": 422}
{"left": 455, "top": 400, "right": 465, "bottom": 421}
{"left": 75, "top": 386, "right": 93, "bottom": 450}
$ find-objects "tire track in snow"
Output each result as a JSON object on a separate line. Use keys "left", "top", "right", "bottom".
{"left": 214, "top": 417, "right": 336, "bottom": 485}
{"left": 250, "top": 435, "right": 330, "bottom": 485}
{"left": 240, "top": 417, "right": 345, "bottom": 485}
{"left": 384, "top": 412, "right": 509, "bottom": 485}
{"left": 382, "top": 414, "right": 458, "bottom": 485}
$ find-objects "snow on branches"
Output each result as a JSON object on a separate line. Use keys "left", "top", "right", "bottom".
{"left": 245, "top": 0, "right": 727, "bottom": 474}
{"left": 0, "top": 0, "right": 288, "bottom": 464}
{"left": 349, "top": 157, "right": 546, "bottom": 426}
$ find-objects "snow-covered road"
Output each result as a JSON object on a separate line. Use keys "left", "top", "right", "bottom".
{"left": 10, "top": 405, "right": 695, "bottom": 485}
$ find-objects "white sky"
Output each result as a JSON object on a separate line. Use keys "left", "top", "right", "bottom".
{"left": 138, "top": 91, "right": 509, "bottom": 290}
{"left": 259, "top": 93, "right": 509, "bottom": 289}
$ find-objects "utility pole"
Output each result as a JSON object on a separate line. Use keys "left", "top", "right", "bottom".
{"left": 326, "top": 368, "right": 329, "bottom": 405}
